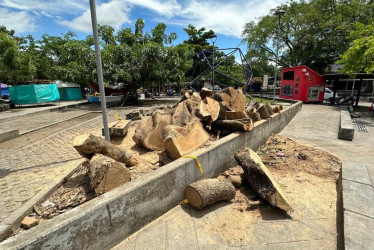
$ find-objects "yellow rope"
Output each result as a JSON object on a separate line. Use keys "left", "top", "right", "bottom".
{"left": 181, "top": 155, "right": 205, "bottom": 178}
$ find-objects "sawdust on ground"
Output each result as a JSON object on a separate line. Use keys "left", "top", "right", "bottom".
{"left": 199, "top": 134, "right": 341, "bottom": 246}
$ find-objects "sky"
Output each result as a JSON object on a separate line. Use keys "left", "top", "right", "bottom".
{"left": 0, "top": 0, "right": 284, "bottom": 51}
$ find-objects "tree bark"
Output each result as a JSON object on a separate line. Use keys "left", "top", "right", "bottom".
{"left": 185, "top": 178, "right": 236, "bottom": 209}
{"left": 247, "top": 111, "right": 261, "bottom": 123}
{"left": 89, "top": 154, "right": 131, "bottom": 195}
{"left": 211, "top": 118, "right": 253, "bottom": 132}
{"left": 73, "top": 133, "right": 138, "bottom": 166}
{"left": 212, "top": 87, "right": 246, "bottom": 112}
{"left": 163, "top": 122, "right": 210, "bottom": 160}
{"left": 234, "top": 148, "right": 292, "bottom": 212}
{"left": 265, "top": 103, "right": 274, "bottom": 116}
{"left": 172, "top": 102, "right": 193, "bottom": 127}
{"left": 257, "top": 104, "right": 270, "bottom": 119}
{"left": 225, "top": 111, "right": 248, "bottom": 120}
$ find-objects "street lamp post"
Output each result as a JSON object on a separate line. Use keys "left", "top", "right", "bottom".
{"left": 210, "top": 35, "right": 217, "bottom": 89}
{"left": 89, "top": 0, "right": 110, "bottom": 141}
{"left": 272, "top": 10, "right": 286, "bottom": 105}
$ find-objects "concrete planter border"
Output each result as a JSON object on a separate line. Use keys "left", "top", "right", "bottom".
{"left": 0, "top": 102, "right": 302, "bottom": 249}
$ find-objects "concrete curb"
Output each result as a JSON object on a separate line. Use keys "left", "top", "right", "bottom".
{"left": 0, "top": 129, "right": 19, "bottom": 143}
{"left": 0, "top": 101, "right": 88, "bottom": 123}
{"left": 338, "top": 108, "right": 355, "bottom": 140}
{"left": 0, "top": 159, "right": 86, "bottom": 241}
{"left": 0, "top": 102, "right": 302, "bottom": 249}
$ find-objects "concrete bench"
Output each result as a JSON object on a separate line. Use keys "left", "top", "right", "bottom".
{"left": 338, "top": 109, "right": 354, "bottom": 140}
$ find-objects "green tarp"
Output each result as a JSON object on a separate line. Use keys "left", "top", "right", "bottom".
{"left": 58, "top": 87, "right": 82, "bottom": 101}
{"left": 9, "top": 84, "right": 60, "bottom": 105}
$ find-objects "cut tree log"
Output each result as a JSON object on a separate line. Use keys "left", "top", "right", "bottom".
{"left": 179, "top": 91, "right": 191, "bottom": 103}
{"left": 72, "top": 133, "right": 138, "bottom": 166}
{"left": 234, "top": 148, "right": 292, "bottom": 212}
{"left": 257, "top": 104, "right": 270, "bottom": 119}
{"left": 212, "top": 87, "right": 246, "bottom": 112}
{"left": 172, "top": 102, "right": 193, "bottom": 127}
{"left": 247, "top": 100, "right": 260, "bottom": 113}
{"left": 211, "top": 118, "right": 253, "bottom": 132}
{"left": 163, "top": 122, "right": 210, "bottom": 160}
{"left": 185, "top": 178, "right": 236, "bottom": 209}
{"left": 102, "top": 119, "right": 131, "bottom": 137}
{"left": 247, "top": 111, "right": 261, "bottom": 123}
{"left": 185, "top": 92, "right": 202, "bottom": 116}
{"left": 133, "top": 110, "right": 173, "bottom": 150}
{"left": 89, "top": 154, "right": 131, "bottom": 195}
{"left": 273, "top": 105, "right": 281, "bottom": 113}
{"left": 225, "top": 111, "right": 248, "bottom": 120}
{"left": 265, "top": 103, "right": 274, "bottom": 116}
{"left": 198, "top": 97, "right": 220, "bottom": 124}
{"left": 200, "top": 87, "right": 214, "bottom": 100}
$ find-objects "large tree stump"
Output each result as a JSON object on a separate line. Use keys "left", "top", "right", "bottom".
{"left": 198, "top": 97, "right": 220, "bottom": 124}
{"left": 133, "top": 110, "right": 173, "bottom": 150}
{"left": 200, "top": 87, "right": 214, "bottom": 100}
{"left": 72, "top": 133, "right": 137, "bottom": 166}
{"left": 234, "top": 148, "right": 292, "bottom": 212}
{"left": 163, "top": 122, "right": 210, "bottom": 160}
{"left": 211, "top": 118, "right": 253, "bottom": 132}
{"left": 185, "top": 178, "right": 236, "bottom": 209}
{"left": 212, "top": 87, "right": 246, "bottom": 112}
{"left": 257, "top": 104, "right": 270, "bottom": 119}
{"left": 89, "top": 154, "right": 131, "bottom": 195}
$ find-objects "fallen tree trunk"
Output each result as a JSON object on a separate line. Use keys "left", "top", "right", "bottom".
{"left": 212, "top": 87, "right": 246, "bottom": 112}
{"left": 234, "top": 148, "right": 292, "bottom": 212}
{"left": 247, "top": 100, "right": 260, "bottom": 113}
{"left": 133, "top": 110, "right": 173, "bottom": 151}
{"left": 185, "top": 92, "right": 202, "bottom": 116}
{"left": 185, "top": 178, "right": 236, "bottom": 209}
{"left": 72, "top": 133, "right": 138, "bottom": 166}
{"left": 89, "top": 154, "right": 131, "bottom": 195}
{"left": 273, "top": 104, "right": 283, "bottom": 113}
{"left": 211, "top": 118, "right": 253, "bottom": 132}
{"left": 163, "top": 122, "right": 210, "bottom": 160}
{"left": 257, "top": 104, "right": 270, "bottom": 119}
{"left": 198, "top": 97, "right": 220, "bottom": 124}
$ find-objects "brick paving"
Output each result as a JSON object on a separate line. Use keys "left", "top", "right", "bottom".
{"left": 0, "top": 99, "right": 178, "bottom": 224}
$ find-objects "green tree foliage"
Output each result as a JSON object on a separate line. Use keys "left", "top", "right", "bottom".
{"left": 0, "top": 26, "right": 36, "bottom": 83}
{"left": 339, "top": 20, "right": 374, "bottom": 74}
{"left": 243, "top": 0, "right": 374, "bottom": 73}
{"left": 183, "top": 25, "right": 215, "bottom": 53}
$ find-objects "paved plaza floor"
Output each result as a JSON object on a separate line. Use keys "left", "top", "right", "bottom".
{"left": 113, "top": 104, "right": 374, "bottom": 250}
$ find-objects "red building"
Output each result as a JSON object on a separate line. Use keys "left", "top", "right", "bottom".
{"left": 279, "top": 65, "right": 324, "bottom": 102}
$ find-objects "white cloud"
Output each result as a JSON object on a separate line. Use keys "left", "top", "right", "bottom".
{"left": 0, "top": 0, "right": 87, "bottom": 14}
{"left": 58, "top": 0, "right": 131, "bottom": 33}
{"left": 0, "top": 8, "right": 36, "bottom": 33}
{"left": 126, "top": 0, "right": 181, "bottom": 18}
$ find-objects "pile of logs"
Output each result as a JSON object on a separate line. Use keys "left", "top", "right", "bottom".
{"left": 184, "top": 147, "right": 292, "bottom": 212}
{"left": 132, "top": 87, "right": 283, "bottom": 160}
{"left": 73, "top": 133, "right": 137, "bottom": 195}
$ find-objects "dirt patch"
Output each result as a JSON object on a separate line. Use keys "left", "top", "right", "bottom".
{"left": 193, "top": 134, "right": 341, "bottom": 246}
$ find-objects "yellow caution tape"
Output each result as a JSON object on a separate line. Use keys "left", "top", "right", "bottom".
{"left": 182, "top": 155, "right": 205, "bottom": 178}
{"left": 180, "top": 199, "right": 189, "bottom": 205}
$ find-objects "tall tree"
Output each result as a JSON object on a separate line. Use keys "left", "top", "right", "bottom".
{"left": 243, "top": 0, "right": 374, "bottom": 73}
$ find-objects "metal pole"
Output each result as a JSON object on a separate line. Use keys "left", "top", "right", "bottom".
{"left": 89, "top": 0, "right": 110, "bottom": 141}
{"left": 212, "top": 41, "right": 215, "bottom": 88}
{"left": 272, "top": 13, "right": 282, "bottom": 104}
